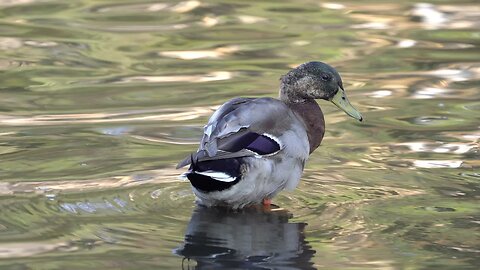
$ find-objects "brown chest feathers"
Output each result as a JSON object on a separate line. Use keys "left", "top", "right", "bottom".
{"left": 288, "top": 100, "right": 325, "bottom": 154}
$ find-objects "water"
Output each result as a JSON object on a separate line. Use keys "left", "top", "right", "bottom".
{"left": 0, "top": 0, "right": 479, "bottom": 269}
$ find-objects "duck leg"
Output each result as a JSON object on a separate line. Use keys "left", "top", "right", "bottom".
{"left": 262, "top": 198, "right": 272, "bottom": 207}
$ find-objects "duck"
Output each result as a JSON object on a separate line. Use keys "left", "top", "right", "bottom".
{"left": 177, "top": 61, "right": 363, "bottom": 209}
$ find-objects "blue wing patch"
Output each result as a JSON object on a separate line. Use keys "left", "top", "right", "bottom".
{"left": 246, "top": 135, "right": 280, "bottom": 155}
{"left": 218, "top": 130, "right": 281, "bottom": 155}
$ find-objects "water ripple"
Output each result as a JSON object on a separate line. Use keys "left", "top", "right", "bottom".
{"left": 115, "top": 71, "right": 233, "bottom": 83}
{"left": 0, "top": 107, "right": 214, "bottom": 126}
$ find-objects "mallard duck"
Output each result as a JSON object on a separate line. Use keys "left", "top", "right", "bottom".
{"left": 177, "top": 61, "right": 362, "bottom": 209}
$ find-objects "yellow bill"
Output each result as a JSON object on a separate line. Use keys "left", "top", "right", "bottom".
{"left": 330, "top": 88, "right": 363, "bottom": 121}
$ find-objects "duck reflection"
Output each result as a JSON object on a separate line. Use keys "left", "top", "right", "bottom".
{"left": 174, "top": 206, "right": 315, "bottom": 269}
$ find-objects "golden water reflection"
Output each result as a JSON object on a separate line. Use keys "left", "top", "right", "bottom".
{"left": 117, "top": 71, "right": 232, "bottom": 83}
{"left": 159, "top": 46, "right": 240, "bottom": 60}
{"left": 0, "top": 107, "right": 215, "bottom": 125}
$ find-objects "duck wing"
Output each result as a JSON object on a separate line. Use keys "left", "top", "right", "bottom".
{"left": 177, "top": 97, "right": 291, "bottom": 169}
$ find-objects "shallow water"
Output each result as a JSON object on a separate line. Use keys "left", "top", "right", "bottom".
{"left": 0, "top": 0, "right": 479, "bottom": 269}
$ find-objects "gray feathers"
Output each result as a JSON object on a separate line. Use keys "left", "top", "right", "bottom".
{"left": 175, "top": 61, "right": 352, "bottom": 208}
{"left": 177, "top": 97, "right": 299, "bottom": 169}
{"left": 177, "top": 96, "right": 312, "bottom": 208}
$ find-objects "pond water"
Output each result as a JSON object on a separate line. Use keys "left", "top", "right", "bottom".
{"left": 0, "top": 0, "right": 479, "bottom": 269}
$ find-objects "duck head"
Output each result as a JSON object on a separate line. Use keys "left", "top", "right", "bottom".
{"left": 280, "top": 61, "right": 363, "bottom": 121}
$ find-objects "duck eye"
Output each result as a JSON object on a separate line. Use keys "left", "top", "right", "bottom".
{"left": 321, "top": 74, "right": 331, "bottom": 81}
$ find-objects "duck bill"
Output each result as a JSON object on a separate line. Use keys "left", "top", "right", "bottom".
{"left": 330, "top": 88, "right": 363, "bottom": 121}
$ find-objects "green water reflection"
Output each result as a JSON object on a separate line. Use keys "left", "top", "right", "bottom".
{"left": 0, "top": 0, "right": 479, "bottom": 269}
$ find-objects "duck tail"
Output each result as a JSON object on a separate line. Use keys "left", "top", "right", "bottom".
{"left": 190, "top": 154, "right": 199, "bottom": 171}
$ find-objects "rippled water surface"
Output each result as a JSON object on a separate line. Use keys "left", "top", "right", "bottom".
{"left": 0, "top": 0, "right": 479, "bottom": 269}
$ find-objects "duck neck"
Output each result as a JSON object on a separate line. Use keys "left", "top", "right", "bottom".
{"left": 285, "top": 99, "right": 325, "bottom": 154}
